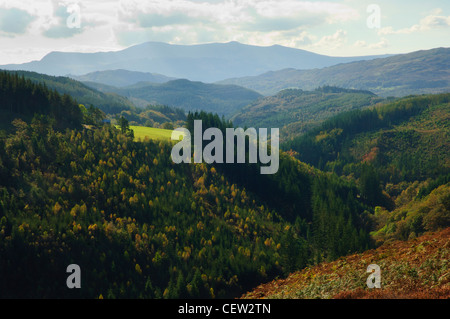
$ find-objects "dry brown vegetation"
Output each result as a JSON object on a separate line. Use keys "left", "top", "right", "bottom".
{"left": 242, "top": 227, "right": 450, "bottom": 299}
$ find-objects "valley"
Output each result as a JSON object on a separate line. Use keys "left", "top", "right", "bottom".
{"left": 0, "top": 41, "right": 449, "bottom": 301}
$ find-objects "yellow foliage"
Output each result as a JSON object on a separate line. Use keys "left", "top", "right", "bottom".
{"left": 53, "top": 202, "right": 62, "bottom": 215}
{"left": 135, "top": 264, "right": 142, "bottom": 275}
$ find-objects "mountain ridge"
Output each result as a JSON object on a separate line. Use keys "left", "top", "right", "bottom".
{"left": 0, "top": 41, "right": 392, "bottom": 82}
{"left": 218, "top": 47, "right": 450, "bottom": 97}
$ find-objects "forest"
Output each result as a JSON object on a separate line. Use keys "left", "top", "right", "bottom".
{"left": 283, "top": 93, "right": 450, "bottom": 242}
{"left": 231, "top": 86, "right": 386, "bottom": 140}
{"left": 0, "top": 71, "right": 374, "bottom": 298}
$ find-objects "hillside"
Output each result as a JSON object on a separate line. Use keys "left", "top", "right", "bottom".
{"left": 231, "top": 86, "right": 385, "bottom": 140}
{"left": 284, "top": 93, "right": 450, "bottom": 189}
{"left": 0, "top": 70, "right": 136, "bottom": 114}
{"left": 0, "top": 70, "right": 188, "bottom": 129}
{"left": 70, "top": 69, "right": 176, "bottom": 87}
{"left": 86, "top": 79, "right": 263, "bottom": 117}
{"left": 242, "top": 227, "right": 450, "bottom": 299}
{"left": 219, "top": 47, "right": 450, "bottom": 97}
{"left": 0, "top": 41, "right": 389, "bottom": 82}
{"left": 1, "top": 71, "right": 448, "bottom": 300}
{"left": 0, "top": 71, "right": 83, "bottom": 131}
{"left": 112, "top": 104, "right": 187, "bottom": 128}
{"left": 0, "top": 74, "right": 375, "bottom": 298}
{"left": 282, "top": 93, "right": 450, "bottom": 248}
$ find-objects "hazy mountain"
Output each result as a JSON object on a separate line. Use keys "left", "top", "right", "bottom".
{"left": 84, "top": 78, "right": 263, "bottom": 117}
{"left": 70, "top": 69, "right": 176, "bottom": 87}
{"left": 218, "top": 47, "right": 450, "bottom": 97}
{"left": 0, "top": 41, "right": 390, "bottom": 82}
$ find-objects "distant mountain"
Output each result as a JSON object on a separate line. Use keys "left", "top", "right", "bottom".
{"left": 219, "top": 47, "right": 450, "bottom": 97}
{"left": 70, "top": 69, "right": 176, "bottom": 87}
{"left": 230, "top": 86, "right": 385, "bottom": 140}
{"left": 0, "top": 41, "right": 390, "bottom": 82}
{"left": 84, "top": 78, "right": 263, "bottom": 117}
{"left": 1, "top": 70, "right": 136, "bottom": 114}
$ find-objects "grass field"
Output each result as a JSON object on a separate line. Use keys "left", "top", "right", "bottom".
{"left": 116, "top": 125, "right": 185, "bottom": 142}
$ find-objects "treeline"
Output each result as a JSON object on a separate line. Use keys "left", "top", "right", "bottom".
{"left": 110, "top": 104, "right": 186, "bottom": 129}
{"left": 0, "top": 71, "right": 83, "bottom": 130}
{"left": 315, "top": 85, "right": 376, "bottom": 95}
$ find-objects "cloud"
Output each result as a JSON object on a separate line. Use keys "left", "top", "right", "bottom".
{"left": 115, "top": 0, "right": 359, "bottom": 46}
{"left": 42, "top": 1, "right": 85, "bottom": 38}
{"left": 118, "top": 0, "right": 359, "bottom": 28}
{"left": 0, "top": 7, "right": 36, "bottom": 36}
{"left": 420, "top": 13, "right": 450, "bottom": 28}
{"left": 312, "top": 29, "right": 347, "bottom": 49}
{"left": 378, "top": 10, "right": 450, "bottom": 35}
{"left": 354, "top": 38, "right": 389, "bottom": 49}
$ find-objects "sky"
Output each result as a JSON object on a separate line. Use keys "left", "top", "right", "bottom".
{"left": 0, "top": 0, "right": 449, "bottom": 64}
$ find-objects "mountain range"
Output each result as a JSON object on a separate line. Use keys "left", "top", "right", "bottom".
{"left": 219, "top": 47, "right": 450, "bottom": 97}
{"left": 83, "top": 78, "right": 263, "bottom": 117}
{"left": 0, "top": 41, "right": 390, "bottom": 83}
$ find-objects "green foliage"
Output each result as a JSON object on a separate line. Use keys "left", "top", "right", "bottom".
{"left": 2, "top": 70, "right": 136, "bottom": 114}
{"left": 371, "top": 184, "right": 450, "bottom": 243}
{"left": 0, "top": 110, "right": 373, "bottom": 298}
{"left": 0, "top": 74, "right": 379, "bottom": 299}
{"left": 231, "top": 86, "right": 384, "bottom": 140}
{"left": 284, "top": 93, "right": 450, "bottom": 190}
{"left": 79, "top": 104, "right": 106, "bottom": 126}
{"left": 359, "top": 164, "right": 383, "bottom": 207}
{"left": 186, "top": 111, "right": 373, "bottom": 257}
{"left": 0, "top": 71, "right": 83, "bottom": 130}
{"left": 111, "top": 104, "right": 186, "bottom": 129}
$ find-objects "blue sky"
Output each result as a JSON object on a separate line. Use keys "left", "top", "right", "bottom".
{"left": 0, "top": 0, "right": 449, "bottom": 64}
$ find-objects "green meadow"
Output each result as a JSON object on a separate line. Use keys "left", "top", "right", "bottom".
{"left": 117, "top": 125, "right": 185, "bottom": 142}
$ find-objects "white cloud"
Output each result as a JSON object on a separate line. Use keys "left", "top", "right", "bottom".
{"left": 379, "top": 10, "right": 450, "bottom": 35}
{"left": 354, "top": 38, "right": 389, "bottom": 49}
{"left": 0, "top": 0, "right": 448, "bottom": 64}
{"left": 115, "top": 0, "right": 359, "bottom": 46}
{"left": 312, "top": 29, "right": 347, "bottom": 49}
